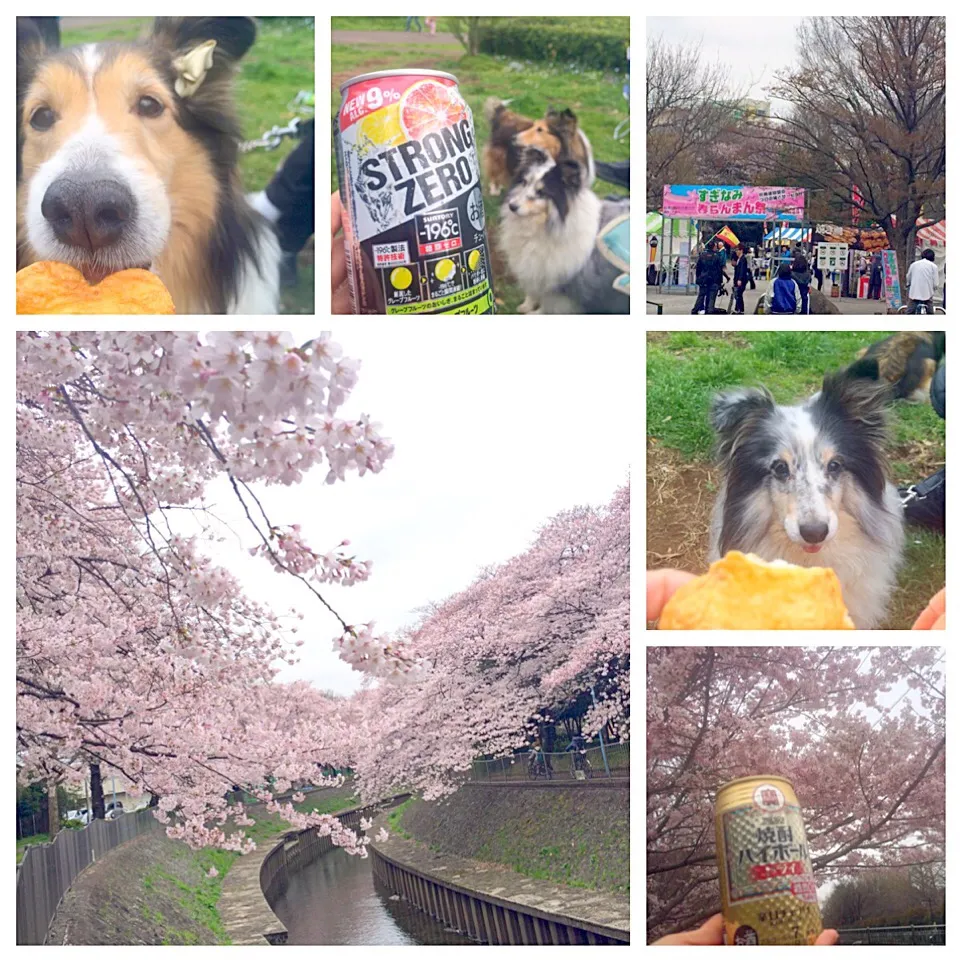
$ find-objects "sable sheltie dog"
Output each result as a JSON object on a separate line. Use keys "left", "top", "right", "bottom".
{"left": 497, "top": 146, "right": 628, "bottom": 315}
{"left": 16, "top": 16, "right": 280, "bottom": 313}
{"left": 847, "top": 331, "right": 945, "bottom": 403}
{"left": 708, "top": 371, "right": 904, "bottom": 629}
{"left": 482, "top": 97, "right": 594, "bottom": 196}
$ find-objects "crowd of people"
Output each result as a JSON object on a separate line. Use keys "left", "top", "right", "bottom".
{"left": 658, "top": 239, "right": 943, "bottom": 315}
{"left": 688, "top": 242, "right": 824, "bottom": 315}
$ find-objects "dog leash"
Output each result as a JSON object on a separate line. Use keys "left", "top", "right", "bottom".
{"left": 240, "top": 117, "right": 305, "bottom": 153}
{"left": 900, "top": 470, "right": 945, "bottom": 506}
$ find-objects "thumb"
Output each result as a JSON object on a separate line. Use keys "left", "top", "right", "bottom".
{"left": 654, "top": 913, "right": 725, "bottom": 945}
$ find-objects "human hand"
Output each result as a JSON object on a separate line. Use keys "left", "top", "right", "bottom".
{"left": 912, "top": 588, "right": 945, "bottom": 630}
{"left": 331, "top": 191, "right": 351, "bottom": 314}
{"left": 647, "top": 569, "right": 696, "bottom": 623}
{"left": 652, "top": 913, "right": 839, "bottom": 945}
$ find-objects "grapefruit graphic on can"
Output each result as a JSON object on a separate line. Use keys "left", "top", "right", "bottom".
{"left": 336, "top": 70, "right": 495, "bottom": 314}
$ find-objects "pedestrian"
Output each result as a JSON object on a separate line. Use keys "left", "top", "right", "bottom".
{"left": 769, "top": 263, "right": 801, "bottom": 314}
{"left": 732, "top": 244, "right": 749, "bottom": 314}
{"left": 868, "top": 254, "right": 883, "bottom": 299}
{"left": 692, "top": 244, "right": 722, "bottom": 315}
{"left": 812, "top": 254, "right": 824, "bottom": 291}
{"left": 792, "top": 253, "right": 812, "bottom": 314}
{"left": 906, "top": 249, "right": 939, "bottom": 314}
{"left": 745, "top": 246, "right": 756, "bottom": 289}
{"left": 425, "top": 16, "right": 437, "bottom": 34}
{"left": 405, "top": 16, "right": 423, "bottom": 32}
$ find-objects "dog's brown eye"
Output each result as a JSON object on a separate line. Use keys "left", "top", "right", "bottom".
{"left": 772, "top": 460, "right": 790, "bottom": 481}
{"left": 29, "top": 106, "right": 57, "bottom": 131}
{"left": 136, "top": 96, "right": 164, "bottom": 118}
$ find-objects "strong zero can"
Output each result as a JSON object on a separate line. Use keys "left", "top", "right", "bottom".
{"left": 336, "top": 70, "right": 495, "bottom": 314}
{"left": 714, "top": 775, "right": 823, "bottom": 945}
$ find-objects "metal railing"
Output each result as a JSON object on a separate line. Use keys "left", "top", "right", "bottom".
{"left": 17, "top": 807, "right": 161, "bottom": 945}
{"left": 470, "top": 740, "right": 629, "bottom": 782}
{"left": 836, "top": 924, "right": 945, "bottom": 945}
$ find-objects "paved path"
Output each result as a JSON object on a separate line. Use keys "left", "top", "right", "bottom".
{"left": 371, "top": 815, "right": 629, "bottom": 938}
{"left": 333, "top": 30, "right": 461, "bottom": 47}
{"left": 647, "top": 283, "right": 895, "bottom": 315}
{"left": 219, "top": 840, "right": 288, "bottom": 946}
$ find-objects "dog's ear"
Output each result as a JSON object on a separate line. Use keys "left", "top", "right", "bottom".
{"left": 547, "top": 107, "right": 578, "bottom": 139}
{"left": 817, "top": 370, "right": 892, "bottom": 427}
{"left": 710, "top": 388, "right": 775, "bottom": 457}
{"left": 153, "top": 17, "right": 256, "bottom": 97}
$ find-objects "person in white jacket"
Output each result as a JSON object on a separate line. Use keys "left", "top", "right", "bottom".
{"left": 906, "top": 249, "right": 939, "bottom": 313}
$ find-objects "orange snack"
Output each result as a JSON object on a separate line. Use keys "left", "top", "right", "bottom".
{"left": 17, "top": 261, "right": 175, "bottom": 315}
{"left": 658, "top": 551, "right": 855, "bottom": 630}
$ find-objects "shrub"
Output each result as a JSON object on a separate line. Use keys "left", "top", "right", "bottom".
{"left": 479, "top": 20, "right": 627, "bottom": 71}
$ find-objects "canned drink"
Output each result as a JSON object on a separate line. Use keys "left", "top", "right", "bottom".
{"left": 335, "top": 69, "right": 495, "bottom": 315}
{"left": 714, "top": 775, "right": 823, "bottom": 945}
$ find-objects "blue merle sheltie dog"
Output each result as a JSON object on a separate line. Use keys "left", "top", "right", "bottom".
{"left": 708, "top": 371, "right": 904, "bottom": 629}
{"left": 16, "top": 16, "right": 279, "bottom": 313}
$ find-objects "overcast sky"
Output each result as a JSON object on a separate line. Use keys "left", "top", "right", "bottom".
{"left": 648, "top": 16, "right": 805, "bottom": 115}
{"left": 176, "top": 321, "right": 631, "bottom": 696}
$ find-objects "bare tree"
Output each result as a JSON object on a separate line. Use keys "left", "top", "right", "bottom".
{"left": 646, "top": 37, "right": 742, "bottom": 208}
{"left": 766, "top": 17, "right": 945, "bottom": 281}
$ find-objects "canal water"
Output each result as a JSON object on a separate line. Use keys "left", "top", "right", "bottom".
{"left": 271, "top": 847, "right": 474, "bottom": 945}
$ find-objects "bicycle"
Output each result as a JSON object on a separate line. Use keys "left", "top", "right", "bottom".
{"left": 570, "top": 751, "right": 593, "bottom": 780}
{"left": 527, "top": 751, "right": 553, "bottom": 780}
{"left": 897, "top": 302, "right": 946, "bottom": 314}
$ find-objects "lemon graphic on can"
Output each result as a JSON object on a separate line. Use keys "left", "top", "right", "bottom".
{"left": 390, "top": 266, "right": 413, "bottom": 290}
{"left": 435, "top": 258, "right": 456, "bottom": 282}
{"left": 468, "top": 249, "right": 481, "bottom": 272}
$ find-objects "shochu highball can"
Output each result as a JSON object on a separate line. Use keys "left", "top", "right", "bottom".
{"left": 714, "top": 775, "right": 823, "bottom": 945}
{"left": 336, "top": 69, "right": 495, "bottom": 315}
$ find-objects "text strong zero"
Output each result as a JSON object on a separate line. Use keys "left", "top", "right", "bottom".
{"left": 336, "top": 70, "right": 495, "bottom": 314}
{"left": 714, "top": 775, "right": 823, "bottom": 945}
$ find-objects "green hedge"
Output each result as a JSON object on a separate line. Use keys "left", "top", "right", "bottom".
{"left": 479, "top": 21, "right": 628, "bottom": 71}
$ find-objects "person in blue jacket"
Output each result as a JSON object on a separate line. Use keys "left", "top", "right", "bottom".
{"left": 770, "top": 263, "right": 801, "bottom": 314}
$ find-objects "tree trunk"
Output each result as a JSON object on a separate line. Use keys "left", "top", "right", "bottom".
{"left": 148, "top": 792, "right": 159, "bottom": 809}
{"left": 469, "top": 20, "right": 481, "bottom": 56}
{"left": 90, "top": 763, "right": 106, "bottom": 820}
{"left": 47, "top": 779, "right": 59, "bottom": 839}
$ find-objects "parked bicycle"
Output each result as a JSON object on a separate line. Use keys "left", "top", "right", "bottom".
{"left": 897, "top": 302, "right": 946, "bottom": 314}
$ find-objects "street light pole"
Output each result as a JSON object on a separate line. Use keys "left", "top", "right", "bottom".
{"left": 590, "top": 686, "right": 611, "bottom": 778}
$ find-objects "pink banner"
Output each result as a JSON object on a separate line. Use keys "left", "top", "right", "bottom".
{"left": 662, "top": 185, "right": 805, "bottom": 222}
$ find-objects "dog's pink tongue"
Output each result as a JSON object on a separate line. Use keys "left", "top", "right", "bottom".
{"left": 802, "top": 544, "right": 822, "bottom": 554}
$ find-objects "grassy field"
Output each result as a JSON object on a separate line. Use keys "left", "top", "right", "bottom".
{"left": 59, "top": 16, "right": 315, "bottom": 314}
{"left": 331, "top": 18, "right": 629, "bottom": 313}
{"left": 331, "top": 16, "right": 630, "bottom": 34}
{"left": 399, "top": 786, "right": 628, "bottom": 894}
{"left": 646, "top": 331, "right": 946, "bottom": 629}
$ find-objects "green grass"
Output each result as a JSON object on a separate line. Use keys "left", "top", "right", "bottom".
{"left": 332, "top": 16, "right": 459, "bottom": 33}
{"left": 59, "top": 17, "right": 315, "bottom": 314}
{"left": 646, "top": 331, "right": 946, "bottom": 471}
{"left": 17, "top": 833, "right": 49, "bottom": 864}
{"left": 331, "top": 35, "right": 629, "bottom": 313}
{"left": 385, "top": 797, "right": 415, "bottom": 839}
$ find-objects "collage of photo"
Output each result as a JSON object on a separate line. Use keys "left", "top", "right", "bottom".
{"left": 13, "top": 11, "right": 947, "bottom": 953}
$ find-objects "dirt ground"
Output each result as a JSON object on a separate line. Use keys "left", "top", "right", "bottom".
{"left": 47, "top": 831, "right": 220, "bottom": 945}
{"left": 646, "top": 441, "right": 942, "bottom": 630}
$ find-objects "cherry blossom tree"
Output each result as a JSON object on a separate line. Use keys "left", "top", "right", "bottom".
{"left": 17, "top": 331, "right": 412, "bottom": 854}
{"left": 353, "top": 484, "right": 629, "bottom": 803}
{"left": 646, "top": 647, "right": 945, "bottom": 942}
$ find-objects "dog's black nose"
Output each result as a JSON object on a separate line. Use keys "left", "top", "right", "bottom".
{"left": 799, "top": 522, "right": 829, "bottom": 544}
{"left": 508, "top": 201, "right": 520, "bottom": 213}
{"left": 41, "top": 177, "right": 136, "bottom": 252}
